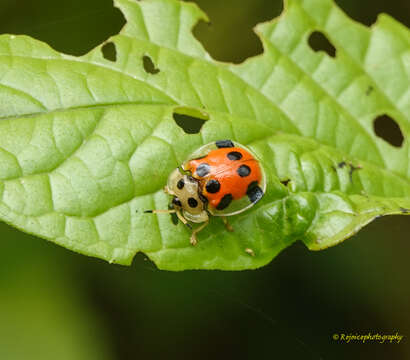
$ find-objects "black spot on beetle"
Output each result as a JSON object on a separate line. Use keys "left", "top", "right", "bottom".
{"left": 196, "top": 163, "right": 211, "bottom": 177}
{"left": 177, "top": 179, "right": 185, "bottom": 189}
{"left": 188, "top": 197, "right": 198, "bottom": 208}
{"left": 227, "top": 151, "right": 242, "bottom": 160}
{"left": 206, "top": 179, "right": 221, "bottom": 193}
{"left": 216, "top": 194, "right": 233, "bottom": 210}
{"left": 247, "top": 181, "right": 263, "bottom": 203}
{"left": 237, "top": 164, "right": 251, "bottom": 177}
{"left": 216, "top": 140, "right": 234, "bottom": 148}
{"left": 400, "top": 207, "right": 410, "bottom": 214}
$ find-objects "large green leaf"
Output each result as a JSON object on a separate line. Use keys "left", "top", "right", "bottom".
{"left": 0, "top": 0, "right": 408, "bottom": 270}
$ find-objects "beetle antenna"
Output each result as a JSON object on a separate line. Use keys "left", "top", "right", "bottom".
{"left": 143, "top": 208, "right": 191, "bottom": 229}
{"left": 143, "top": 209, "right": 176, "bottom": 214}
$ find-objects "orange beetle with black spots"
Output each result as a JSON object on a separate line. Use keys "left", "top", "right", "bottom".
{"left": 144, "top": 140, "right": 266, "bottom": 245}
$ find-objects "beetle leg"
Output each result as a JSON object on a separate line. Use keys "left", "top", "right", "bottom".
{"left": 143, "top": 208, "right": 208, "bottom": 246}
{"left": 176, "top": 210, "right": 192, "bottom": 229}
{"left": 190, "top": 219, "right": 209, "bottom": 246}
{"left": 222, "top": 216, "right": 234, "bottom": 232}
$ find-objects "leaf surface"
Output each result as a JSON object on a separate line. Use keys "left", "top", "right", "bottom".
{"left": 0, "top": 0, "right": 409, "bottom": 270}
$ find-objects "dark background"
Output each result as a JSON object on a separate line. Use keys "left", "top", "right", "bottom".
{"left": 0, "top": 1, "right": 409, "bottom": 359}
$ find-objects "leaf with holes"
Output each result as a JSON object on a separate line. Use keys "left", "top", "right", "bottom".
{"left": 0, "top": 0, "right": 409, "bottom": 270}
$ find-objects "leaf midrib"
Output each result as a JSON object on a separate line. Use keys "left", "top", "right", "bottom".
{"left": 1, "top": 16, "right": 408, "bottom": 186}
{"left": 4, "top": 129, "right": 408, "bottom": 224}
{"left": 0, "top": 100, "right": 172, "bottom": 121}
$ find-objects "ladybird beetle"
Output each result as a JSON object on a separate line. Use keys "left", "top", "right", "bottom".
{"left": 145, "top": 140, "right": 266, "bottom": 245}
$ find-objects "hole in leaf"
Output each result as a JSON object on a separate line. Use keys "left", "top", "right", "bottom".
{"left": 192, "top": 0, "right": 282, "bottom": 63}
{"left": 373, "top": 114, "right": 404, "bottom": 148}
{"left": 335, "top": 0, "right": 410, "bottom": 28}
{"left": 142, "top": 55, "right": 160, "bottom": 74}
{"left": 173, "top": 107, "right": 209, "bottom": 134}
{"left": 0, "top": 0, "right": 126, "bottom": 56}
{"left": 308, "top": 31, "right": 336, "bottom": 57}
{"left": 280, "top": 179, "right": 291, "bottom": 187}
{"left": 101, "top": 42, "right": 117, "bottom": 62}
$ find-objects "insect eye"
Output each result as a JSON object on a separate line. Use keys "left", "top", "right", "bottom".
{"left": 172, "top": 197, "right": 182, "bottom": 207}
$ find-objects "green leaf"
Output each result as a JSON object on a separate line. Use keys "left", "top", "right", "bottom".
{"left": 0, "top": 0, "right": 408, "bottom": 270}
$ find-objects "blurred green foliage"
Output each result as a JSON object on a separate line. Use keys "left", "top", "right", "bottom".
{"left": 0, "top": 223, "right": 114, "bottom": 360}
{"left": 0, "top": 0, "right": 409, "bottom": 359}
